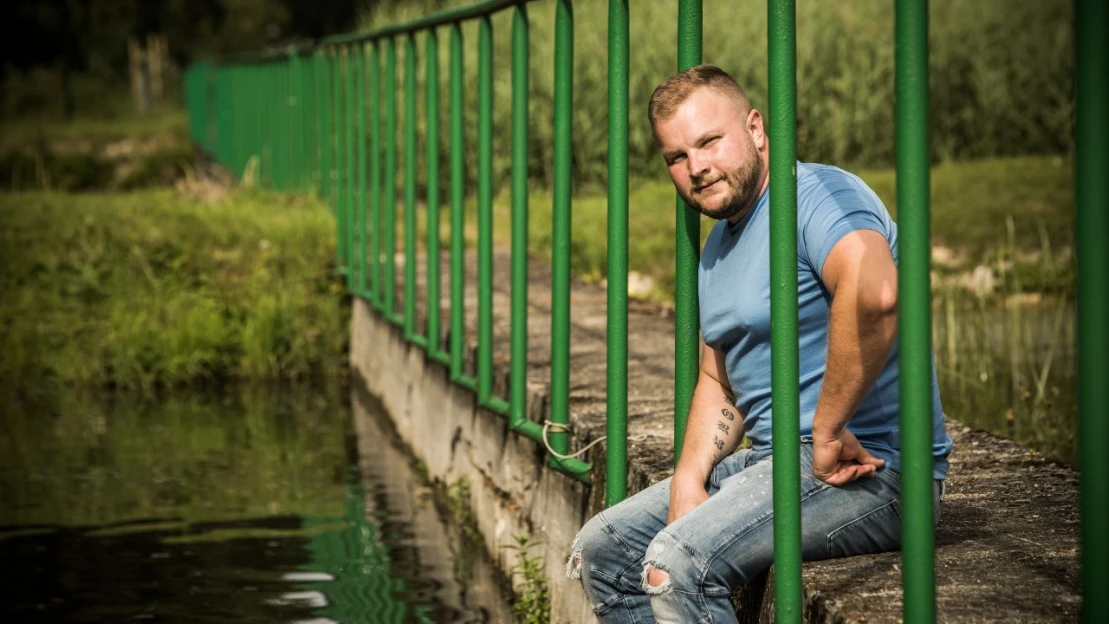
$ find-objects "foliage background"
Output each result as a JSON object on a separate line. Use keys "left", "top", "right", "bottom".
{"left": 357, "top": 0, "right": 1073, "bottom": 193}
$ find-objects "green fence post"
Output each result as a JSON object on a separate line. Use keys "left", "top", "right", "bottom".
{"left": 318, "top": 52, "right": 332, "bottom": 201}
{"left": 346, "top": 46, "right": 359, "bottom": 291}
{"left": 449, "top": 22, "right": 471, "bottom": 387}
{"left": 509, "top": 2, "right": 531, "bottom": 429}
{"left": 606, "top": 0, "right": 629, "bottom": 505}
{"left": 548, "top": 0, "right": 574, "bottom": 465}
{"left": 405, "top": 33, "right": 420, "bottom": 343}
{"left": 384, "top": 37, "right": 399, "bottom": 322}
{"left": 427, "top": 27, "right": 447, "bottom": 363}
{"left": 337, "top": 48, "right": 350, "bottom": 280}
{"left": 356, "top": 44, "right": 368, "bottom": 297}
{"left": 673, "top": 0, "right": 702, "bottom": 464}
{"left": 896, "top": 1, "right": 937, "bottom": 622}
{"left": 768, "top": 1, "right": 802, "bottom": 622}
{"left": 370, "top": 42, "right": 383, "bottom": 310}
{"left": 1076, "top": 0, "right": 1109, "bottom": 621}
{"left": 477, "top": 14, "right": 495, "bottom": 405}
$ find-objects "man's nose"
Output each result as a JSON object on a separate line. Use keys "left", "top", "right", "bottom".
{"left": 688, "top": 152, "right": 710, "bottom": 179}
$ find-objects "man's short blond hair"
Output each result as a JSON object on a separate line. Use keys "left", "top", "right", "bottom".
{"left": 648, "top": 64, "right": 752, "bottom": 136}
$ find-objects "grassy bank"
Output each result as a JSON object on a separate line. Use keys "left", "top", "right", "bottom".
{"left": 0, "top": 187, "right": 348, "bottom": 390}
{"left": 1, "top": 110, "right": 194, "bottom": 193}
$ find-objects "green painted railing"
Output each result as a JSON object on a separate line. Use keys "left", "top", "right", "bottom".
{"left": 184, "top": 0, "right": 1106, "bottom": 621}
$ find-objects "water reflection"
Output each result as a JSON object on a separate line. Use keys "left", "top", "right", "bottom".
{"left": 0, "top": 385, "right": 512, "bottom": 623}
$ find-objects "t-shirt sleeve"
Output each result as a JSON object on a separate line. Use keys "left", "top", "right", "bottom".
{"left": 799, "top": 184, "right": 890, "bottom": 279}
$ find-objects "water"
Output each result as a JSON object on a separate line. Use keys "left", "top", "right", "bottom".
{"left": 0, "top": 385, "right": 513, "bottom": 623}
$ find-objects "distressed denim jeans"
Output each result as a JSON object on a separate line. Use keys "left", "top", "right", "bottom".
{"left": 568, "top": 440, "right": 943, "bottom": 624}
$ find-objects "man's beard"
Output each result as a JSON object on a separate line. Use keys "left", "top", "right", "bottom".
{"left": 684, "top": 141, "right": 764, "bottom": 221}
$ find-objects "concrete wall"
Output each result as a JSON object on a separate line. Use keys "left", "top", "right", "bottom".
{"left": 349, "top": 298, "right": 595, "bottom": 623}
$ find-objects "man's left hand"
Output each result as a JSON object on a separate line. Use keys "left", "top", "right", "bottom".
{"left": 812, "top": 428, "right": 885, "bottom": 486}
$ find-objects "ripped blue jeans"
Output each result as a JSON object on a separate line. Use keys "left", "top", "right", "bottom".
{"left": 568, "top": 441, "right": 943, "bottom": 624}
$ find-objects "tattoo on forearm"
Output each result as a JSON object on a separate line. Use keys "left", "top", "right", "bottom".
{"left": 717, "top": 421, "right": 730, "bottom": 435}
{"left": 712, "top": 436, "right": 724, "bottom": 450}
{"left": 722, "top": 408, "right": 735, "bottom": 421}
{"left": 724, "top": 393, "right": 736, "bottom": 406}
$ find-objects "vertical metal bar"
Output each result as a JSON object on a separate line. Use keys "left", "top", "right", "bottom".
{"left": 606, "top": 0, "right": 629, "bottom": 505}
{"left": 427, "top": 28, "right": 444, "bottom": 357}
{"left": 449, "top": 23, "right": 467, "bottom": 381}
{"left": 278, "top": 61, "right": 284, "bottom": 188}
{"left": 302, "top": 52, "right": 314, "bottom": 190}
{"left": 332, "top": 50, "right": 346, "bottom": 269}
{"left": 510, "top": 4, "right": 530, "bottom": 427}
{"left": 1076, "top": 0, "right": 1109, "bottom": 621}
{"left": 263, "top": 64, "right": 272, "bottom": 187}
{"left": 370, "top": 42, "right": 383, "bottom": 310}
{"left": 384, "top": 38, "right": 399, "bottom": 321}
{"left": 356, "top": 45, "right": 368, "bottom": 297}
{"left": 405, "top": 34, "right": 419, "bottom": 341}
{"left": 345, "top": 46, "right": 358, "bottom": 292}
{"left": 673, "top": 0, "right": 702, "bottom": 463}
{"left": 318, "top": 52, "right": 330, "bottom": 199}
{"left": 290, "top": 54, "right": 300, "bottom": 189}
{"left": 768, "top": 1, "right": 802, "bottom": 622}
{"left": 549, "top": 0, "right": 573, "bottom": 459}
{"left": 337, "top": 48, "right": 350, "bottom": 279}
{"left": 478, "top": 14, "right": 495, "bottom": 403}
{"left": 896, "top": 1, "right": 936, "bottom": 621}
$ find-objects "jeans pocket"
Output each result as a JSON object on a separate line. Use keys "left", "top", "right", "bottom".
{"left": 826, "top": 499, "right": 903, "bottom": 559}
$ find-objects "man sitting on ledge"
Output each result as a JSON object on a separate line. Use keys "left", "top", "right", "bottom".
{"left": 566, "top": 64, "right": 953, "bottom": 623}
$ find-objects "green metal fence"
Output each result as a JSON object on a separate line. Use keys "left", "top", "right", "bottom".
{"left": 184, "top": 0, "right": 1106, "bottom": 621}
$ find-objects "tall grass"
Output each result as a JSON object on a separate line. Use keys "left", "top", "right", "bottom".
{"left": 357, "top": 0, "right": 1073, "bottom": 194}
{"left": 0, "top": 188, "right": 349, "bottom": 390}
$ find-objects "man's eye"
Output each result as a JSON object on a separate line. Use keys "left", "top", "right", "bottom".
{"left": 668, "top": 155, "right": 686, "bottom": 165}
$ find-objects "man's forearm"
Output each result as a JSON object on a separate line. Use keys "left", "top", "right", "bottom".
{"left": 812, "top": 284, "right": 897, "bottom": 436}
{"left": 674, "top": 373, "right": 744, "bottom": 485}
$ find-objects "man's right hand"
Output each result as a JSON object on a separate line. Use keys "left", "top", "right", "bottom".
{"left": 668, "top": 473, "right": 711, "bottom": 524}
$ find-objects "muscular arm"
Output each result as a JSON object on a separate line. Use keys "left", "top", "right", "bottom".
{"left": 811, "top": 229, "right": 897, "bottom": 485}
{"left": 668, "top": 344, "right": 743, "bottom": 523}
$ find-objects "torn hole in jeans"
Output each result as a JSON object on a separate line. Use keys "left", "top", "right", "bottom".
{"left": 641, "top": 562, "right": 672, "bottom": 595}
{"left": 565, "top": 530, "right": 583, "bottom": 580}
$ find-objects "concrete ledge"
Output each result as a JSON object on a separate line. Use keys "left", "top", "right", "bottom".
{"left": 350, "top": 251, "right": 1081, "bottom": 623}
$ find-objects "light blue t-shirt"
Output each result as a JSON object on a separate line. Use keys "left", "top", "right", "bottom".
{"left": 698, "top": 162, "right": 952, "bottom": 479}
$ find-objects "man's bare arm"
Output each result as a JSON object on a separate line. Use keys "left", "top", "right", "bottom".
{"left": 811, "top": 229, "right": 896, "bottom": 485}
{"left": 668, "top": 344, "right": 743, "bottom": 523}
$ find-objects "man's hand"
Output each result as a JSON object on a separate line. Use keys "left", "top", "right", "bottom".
{"left": 668, "top": 473, "right": 711, "bottom": 524}
{"left": 812, "top": 428, "right": 885, "bottom": 486}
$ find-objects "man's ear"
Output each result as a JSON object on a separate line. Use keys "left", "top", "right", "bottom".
{"left": 747, "top": 109, "right": 766, "bottom": 149}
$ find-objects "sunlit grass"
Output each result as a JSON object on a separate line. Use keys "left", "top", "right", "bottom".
{"left": 0, "top": 187, "right": 348, "bottom": 390}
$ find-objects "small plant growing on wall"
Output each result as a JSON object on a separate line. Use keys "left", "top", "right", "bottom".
{"left": 504, "top": 535, "right": 550, "bottom": 624}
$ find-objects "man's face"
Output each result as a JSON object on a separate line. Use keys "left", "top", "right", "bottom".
{"left": 654, "top": 88, "right": 766, "bottom": 222}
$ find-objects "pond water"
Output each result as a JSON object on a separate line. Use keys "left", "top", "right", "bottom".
{"left": 0, "top": 384, "right": 513, "bottom": 623}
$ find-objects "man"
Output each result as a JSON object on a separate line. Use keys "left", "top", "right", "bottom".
{"left": 567, "top": 65, "right": 953, "bottom": 623}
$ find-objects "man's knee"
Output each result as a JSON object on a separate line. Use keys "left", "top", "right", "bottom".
{"left": 641, "top": 530, "right": 696, "bottom": 594}
{"left": 645, "top": 565, "right": 671, "bottom": 592}
{"left": 566, "top": 512, "right": 619, "bottom": 581}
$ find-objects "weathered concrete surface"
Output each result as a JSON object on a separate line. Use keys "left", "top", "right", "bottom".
{"left": 352, "top": 249, "right": 1081, "bottom": 623}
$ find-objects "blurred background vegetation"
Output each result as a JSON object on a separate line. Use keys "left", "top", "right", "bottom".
{"left": 361, "top": 0, "right": 1073, "bottom": 193}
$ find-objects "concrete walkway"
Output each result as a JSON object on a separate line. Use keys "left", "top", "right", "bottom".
{"left": 369, "top": 248, "right": 1080, "bottom": 622}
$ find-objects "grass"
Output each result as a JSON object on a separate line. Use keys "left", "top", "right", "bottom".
{"left": 0, "top": 110, "right": 187, "bottom": 146}
{"left": 0, "top": 187, "right": 348, "bottom": 391}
